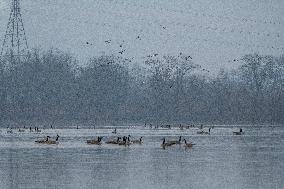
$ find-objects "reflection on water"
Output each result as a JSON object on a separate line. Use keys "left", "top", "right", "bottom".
{"left": 0, "top": 126, "right": 283, "bottom": 189}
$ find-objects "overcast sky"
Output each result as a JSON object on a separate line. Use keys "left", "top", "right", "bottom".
{"left": 0, "top": 0, "right": 283, "bottom": 73}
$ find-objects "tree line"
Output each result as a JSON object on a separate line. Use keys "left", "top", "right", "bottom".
{"left": 0, "top": 49, "right": 283, "bottom": 126}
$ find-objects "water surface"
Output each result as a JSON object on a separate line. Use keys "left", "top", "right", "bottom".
{"left": 0, "top": 126, "right": 283, "bottom": 189}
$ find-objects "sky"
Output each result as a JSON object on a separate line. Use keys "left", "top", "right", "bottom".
{"left": 0, "top": 0, "right": 283, "bottom": 73}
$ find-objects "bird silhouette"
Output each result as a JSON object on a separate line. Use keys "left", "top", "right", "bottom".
{"left": 185, "top": 56, "right": 192, "bottom": 60}
{"left": 118, "top": 50, "right": 125, "bottom": 54}
{"left": 105, "top": 40, "right": 111, "bottom": 44}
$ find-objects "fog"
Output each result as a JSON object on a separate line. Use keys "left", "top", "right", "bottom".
{"left": 0, "top": 50, "right": 283, "bottom": 126}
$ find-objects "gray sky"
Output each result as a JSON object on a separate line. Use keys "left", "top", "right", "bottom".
{"left": 0, "top": 0, "right": 283, "bottom": 73}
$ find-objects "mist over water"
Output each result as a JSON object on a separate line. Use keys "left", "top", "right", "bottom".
{"left": 0, "top": 126, "right": 283, "bottom": 189}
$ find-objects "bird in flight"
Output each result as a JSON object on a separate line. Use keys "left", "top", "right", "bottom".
{"left": 118, "top": 50, "right": 126, "bottom": 54}
{"left": 185, "top": 56, "right": 192, "bottom": 60}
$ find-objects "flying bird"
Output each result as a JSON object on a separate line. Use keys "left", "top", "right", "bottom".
{"left": 118, "top": 50, "right": 126, "bottom": 54}
{"left": 185, "top": 56, "right": 192, "bottom": 60}
{"left": 105, "top": 40, "right": 111, "bottom": 44}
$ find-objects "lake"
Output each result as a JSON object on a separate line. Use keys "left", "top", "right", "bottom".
{"left": 0, "top": 125, "right": 283, "bottom": 189}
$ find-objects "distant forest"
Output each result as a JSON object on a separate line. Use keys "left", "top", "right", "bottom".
{"left": 0, "top": 49, "right": 283, "bottom": 126}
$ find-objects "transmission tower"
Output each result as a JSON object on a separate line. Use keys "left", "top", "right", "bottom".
{"left": 1, "top": 0, "right": 28, "bottom": 59}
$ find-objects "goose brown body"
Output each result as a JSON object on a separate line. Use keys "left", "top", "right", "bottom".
{"left": 106, "top": 137, "right": 120, "bottom": 144}
{"left": 183, "top": 139, "right": 195, "bottom": 148}
{"left": 168, "top": 136, "right": 182, "bottom": 145}
{"left": 132, "top": 137, "right": 143, "bottom": 144}
{"left": 161, "top": 138, "right": 174, "bottom": 149}
{"left": 35, "top": 135, "right": 59, "bottom": 145}
{"left": 87, "top": 137, "right": 103, "bottom": 145}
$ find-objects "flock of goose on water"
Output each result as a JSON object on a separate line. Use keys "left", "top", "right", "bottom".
{"left": 4, "top": 124, "right": 244, "bottom": 149}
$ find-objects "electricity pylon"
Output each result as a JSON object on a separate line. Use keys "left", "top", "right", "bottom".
{"left": 1, "top": 0, "right": 28, "bottom": 60}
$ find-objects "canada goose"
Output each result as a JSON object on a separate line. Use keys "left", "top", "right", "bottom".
{"left": 106, "top": 137, "right": 120, "bottom": 144}
{"left": 18, "top": 128, "right": 25, "bottom": 132}
{"left": 35, "top": 135, "right": 59, "bottom": 144}
{"left": 183, "top": 139, "right": 195, "bottom": 148}
{"left": 112, "top": 128, "right": 117, "bottom": 134}
{"left": 161, "top": 138, "right": 174, "bottom": 149}
{"left": 36, "top": 129, "right": 41, "bottom": 133}
{"left": 128, "top": 135, "right": 131, "bottom": 140}
{"left": 197, "top": 128, "right": 211, "bottom": 135}
{"left": 118, "top": 136, "right": 130, "bottom": 146}
{"left": 126, "top": 135, "right": 131, "bottom": 145}
{"left": 7, "top": 129, "right": 13, "bottom": 134}
{"left": 87, "top": 136, "right": 103, "bottom": 145}
{"left": 132, "top": 137, "right": 143, "bottom": 144}
{"left": 35, "top": 127, "right": 41, "bottom": 132}
{"left": 35, "top": 136, "right": 52, "bottom": 144}
{"left": 118, "top": 136, "right": 126, "bottom": 145}
{"left": 233, "top": 128, "right": 243, "bottom": 135}
{"left": 168, "top": 136, "right": 182, "bottom": 145}
{"left": 45, "top": 135, "right": 59, "bottom": 144}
